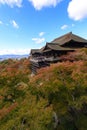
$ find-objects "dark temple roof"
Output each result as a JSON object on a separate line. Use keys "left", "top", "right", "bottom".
{"left": 51, "top": 32, "right": 87, "bottom": 46}
{"left": 43, "top": 43, "right": 74, "bottom": 51}
{"left": 30, "top": 49, "right": 41, "bottom": 55}
{"left": 30, "top": 32, "right": 87, "bottom": 55}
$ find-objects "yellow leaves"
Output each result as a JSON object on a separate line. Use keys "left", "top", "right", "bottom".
{"left": 16, "top": 82, "right": 28, "bottom": 90}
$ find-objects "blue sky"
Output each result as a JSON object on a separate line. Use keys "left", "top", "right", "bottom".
{"left": 0, "top": 0, "right": 87, "bottom": 55}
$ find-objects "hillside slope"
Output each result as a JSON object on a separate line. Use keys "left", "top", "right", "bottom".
{"left": 0, "top": 49, "right": 87, "bottom": 130}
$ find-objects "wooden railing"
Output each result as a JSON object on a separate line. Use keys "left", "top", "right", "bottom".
{"left": 30, "top": 57, "right": 45, "bottom": 62}
{"left": 30, "top": 56, "right": 60, "bottom": 63}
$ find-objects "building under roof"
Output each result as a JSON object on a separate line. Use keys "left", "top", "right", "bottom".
{"left": 30, "top": 32, "right": 87, "bottom": 74}
{"left": 30, "top": 32, "right": 87, "bottom": 56}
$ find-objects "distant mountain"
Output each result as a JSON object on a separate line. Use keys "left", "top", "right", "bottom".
{"left": 0, "top": 54, "right": 29, "bottom": 61}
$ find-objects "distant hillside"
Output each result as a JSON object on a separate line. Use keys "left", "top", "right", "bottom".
{"left": 0, "top": 54, "right": 29, "bottom": 61}
{"left": 0, "top": 48, "right": 87, "bottom": 130}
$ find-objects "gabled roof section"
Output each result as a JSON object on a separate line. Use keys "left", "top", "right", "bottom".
{"left": 30, "top": 49, "right": 41, "bottom": 55}
{"left": 46, "top": 43, "right": 74, "bottom": 51}
{"left": 51, "top": 32, "right": 87, "bottom": 46}
{"left": 41, "top": 42, "right": 74, "bottom": 52}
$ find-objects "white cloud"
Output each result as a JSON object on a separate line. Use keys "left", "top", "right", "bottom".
{"left": 32, "top": 31, "right": 45, "bottom": 44}
{"left": 71, "top": 24, "right": 75, "bottom": 27}
{"left": 0, "top": 21, "right": 3, "bottom": 25}
{"left": 67, "top": 0, "right": 87, "bottom": 21}
{"left": 32, "top": 38, "right": 45, "bottom": 44}
{"left": 61, "top": 24, "right": 68, "bottom": 30}
{"left": 0, "top": 49, "right": 30, "bottom": 55}
{"left": 39, "top": 32, "right": 45, "bottom": 37}
{"left": 0, "top": 0, "right": 22, "bottom": 7}
{"left": 28, "top": 0, "right": 62, "bottom": 10}
{"left": 11, "top": 20, "right": 19, "bottom": 29}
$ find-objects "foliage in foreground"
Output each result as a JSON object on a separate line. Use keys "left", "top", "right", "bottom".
{"left": 0, "top": 49, "right": 87, "bottom": 130}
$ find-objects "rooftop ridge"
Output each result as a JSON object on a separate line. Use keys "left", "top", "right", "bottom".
{"left": 51, "top": 32, "right": 72, "bottom": 43}
{"left": 51, "top": 32, "right": 87, "bottom": 45}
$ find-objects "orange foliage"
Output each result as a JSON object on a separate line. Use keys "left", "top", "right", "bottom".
{"left": 0, "top": 103, "right": 18, "bottom": 120}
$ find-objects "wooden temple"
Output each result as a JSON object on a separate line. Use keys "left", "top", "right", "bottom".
{"left": 30, "top": 32, "right": 87, "bottom": 74}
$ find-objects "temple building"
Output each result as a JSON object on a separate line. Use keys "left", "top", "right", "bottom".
{"left": 30, "top": 32, "right": 87, "bottom": 74}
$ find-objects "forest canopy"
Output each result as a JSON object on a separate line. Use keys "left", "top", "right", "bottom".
{"left": 0, "top": 48, "right": 87, "bottom": 130}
